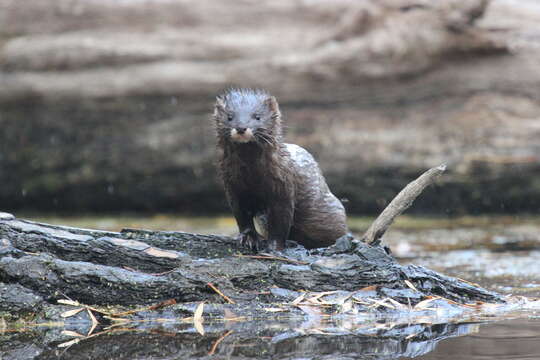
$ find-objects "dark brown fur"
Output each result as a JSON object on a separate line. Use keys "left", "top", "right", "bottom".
{"left": 214, "top": 88, "right": 348, "bottom": 250}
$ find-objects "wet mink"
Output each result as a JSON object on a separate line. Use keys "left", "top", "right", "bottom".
{"left": 214, "top": 88, "right": 348, "bottom": 251}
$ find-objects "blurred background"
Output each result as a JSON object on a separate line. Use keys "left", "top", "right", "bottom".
{"left": 1, "top": 0, "right": 539, "bottom": 231}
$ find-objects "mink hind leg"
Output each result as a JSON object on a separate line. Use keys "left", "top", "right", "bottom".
{"left": 292, "top": 214, "right": 348, "bottom": 249}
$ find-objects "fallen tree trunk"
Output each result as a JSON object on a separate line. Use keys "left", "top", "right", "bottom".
{"left": 0, "top": 216, "right": 501, "bottom": 306}
{"left": 0, "top": 167, "right": 501, "bottom": 311}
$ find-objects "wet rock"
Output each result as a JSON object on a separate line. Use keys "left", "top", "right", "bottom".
{"left": 0, "top": 342, "right": 43, "bottom": 360}
{"left": 378, "top": 287, "right": 424, "bottom": 303}
{"left": 270, "top": 287, "right": 302, "bottom": 301}
{"left": 0, "top": 283, "right": 43, "bottom": 313}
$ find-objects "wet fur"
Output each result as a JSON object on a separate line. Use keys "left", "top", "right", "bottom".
{"left": 214, "top": 88, "right": 348, "bottom": 250}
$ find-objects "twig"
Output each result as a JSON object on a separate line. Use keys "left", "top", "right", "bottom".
{"left": 207, "top": 282, "right": 236, "bottom": 304}
{"left": 148, "top": 269, "right": 177, "bottom": 276}
{"left": 111, "top": 299, "right": 177, "bottom": 317}
{"left": 361, "top": 164, "right": 446, "bottom": 246}
{"left": 208, "top": 330, "right": 233, "bottom": 355}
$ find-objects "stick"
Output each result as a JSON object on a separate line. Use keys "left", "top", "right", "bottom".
{"left": 208, "top": 330, "right": 234, "bottom": 356}
{"left": 361, "top": 164, "right": 446, "bottom": 246}
{"left": 207, "top": 282, "right": 236, "bottom": 304}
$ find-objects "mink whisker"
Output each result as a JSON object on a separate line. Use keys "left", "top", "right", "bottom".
{"left": 255, "top": 133, "right": 273, "bottom": 146}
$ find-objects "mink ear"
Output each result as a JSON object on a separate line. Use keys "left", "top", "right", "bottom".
{"left": 214, "top": 96, "right": 227, "bottom": 115}
{"left": 264, "top": 96, "right": 280, "bottom": 115}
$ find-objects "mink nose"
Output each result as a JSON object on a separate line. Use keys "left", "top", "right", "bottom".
{"left": 236, "top": 128, "right": 247, "bottom": 134}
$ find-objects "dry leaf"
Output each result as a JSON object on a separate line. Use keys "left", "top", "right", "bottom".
{"left": 404, "top": 280, "right": 418, "bottom": 292}
{"left": 87, "top": 309, "right": 99, "bottom": 336}
{"left": 291, "top": 293, "right": 306, "bottom": 305}
{"left": 60, "top": 308, "right": 84, "bottom": 318}
{"left": 352, "top": 299, "right": 370, "bottom": 305}
{"left": 310, "top": 291, "right": 338, "bottom": 300}
{"left": 340, "top": 300, "right": 353, "bottom": 313}
{"left": 414, "top": 297, "right": 438, "bottom": 310}
{"left": 193, "top": 302, "right": 205, "bottom": 335}
{"left": 387, "top": 298, "right": 406, "bottom": 309}
{"left": 306, "top": 296, "right": 323, "bottom": 305}
{"left": 194, "top": 302, "right": 205, "bottom": 323}
{"left": 194, "top": 319, "right": 205, "bottom": 336}
{"left": 332, "top": 294, "right": 353, "bottom": 306}
{"left": 58, "top": 338, "right": 81, "bottom": 348}
{"left": 368, "top": 298, "right": 395, "bottom": 309}
{"left": 264, "top": 307, "right": 286, "bottom": 312}
{"left": 57, "top": 299, "right": 80, "bottom": 306}
{"left": 61, "top": 330, "right": 84, "bottom": 337}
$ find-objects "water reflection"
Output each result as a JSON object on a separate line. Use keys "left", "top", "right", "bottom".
{"left": 4, "top": 318, "right": 540, "bottom": 360}
{"left": 2, "top": 319, "right": 481, "bottom": 360}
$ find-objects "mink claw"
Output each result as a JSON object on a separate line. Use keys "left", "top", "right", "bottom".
{"left": 237, "top": 229, "right": 266, "bottom": 252}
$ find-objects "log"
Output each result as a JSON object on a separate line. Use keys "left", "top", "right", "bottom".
{"left": 0, "top": 192, "right": 500, "bottom": 311}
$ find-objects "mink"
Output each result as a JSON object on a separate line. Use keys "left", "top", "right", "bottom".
{"left": 214, "top": 88, "right": 348, "bottom": 251}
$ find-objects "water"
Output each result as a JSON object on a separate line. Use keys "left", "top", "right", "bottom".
{"left": 2, "top": 215, "right": 540, "bottom": 359}
{"left": 418, "top": 319, "right": 540, "bottom": 360}
{"left": 5, "top": 317, "right": 540, "bottom": 359}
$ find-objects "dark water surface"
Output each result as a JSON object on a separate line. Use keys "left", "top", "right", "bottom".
{"left": 3, "top": 215, "right": 540, "bottom": 359}
{"left": 416, "top": 318, "right": 540, "bottom": 360}
{"left": 5, "top": 317, "right": 540, "bottom": 359}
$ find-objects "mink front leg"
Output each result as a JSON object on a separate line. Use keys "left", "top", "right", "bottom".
{"left": 266, "top": 200, "right": 294, "bottom": 251}
{"left": 229, "top": 195, "right": 265, "bottom": 251}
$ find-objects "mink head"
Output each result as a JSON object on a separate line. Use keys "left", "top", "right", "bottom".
{"left": 214, "top": 88, "right": 281, "bottom": 145}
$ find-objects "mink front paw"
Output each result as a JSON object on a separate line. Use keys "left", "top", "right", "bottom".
{"left": 237, "top": 229, "right": 266, "bottom": 252}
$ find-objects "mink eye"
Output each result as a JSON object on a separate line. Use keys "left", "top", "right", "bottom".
{"left": 227, "top": 114, "right": 233, "bottom": 121}
{"left": 253, "top": 114, "right": 261, "bottom": 121}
